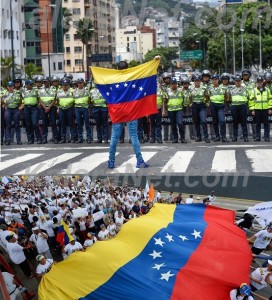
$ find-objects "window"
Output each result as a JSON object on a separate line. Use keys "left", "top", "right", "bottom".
{"left": 64, "top": 0, "right": 68, "bottom": 2}
{"left": 74, "top": 34, "right": 80, "bottom": 40}
{"left": 65, "top": 34, "right": 70, "bottom": 40}
{"left": 66, "top": 59, "right": 71, "bottom": 66}
{"left": 73, "top": 21, "right": 79, "bottom": 28}
{"left": 127, "top": 37, "right": 129, "bottom": 42}
{"left": 58, "top": 62, "right": 63, "bottom": 70}
{"left": 2, "top": 9, "right": 4, "bottom": 17}
{"left": 7, "top": 10, "right": 9, "bottom": 18}
{"left": 74, "top": 46, "right": 82, "bottom": 53}
{"left": 66, "top": 47, "right": 70, "bottom": 53}
{"left": 72, "top": 8, "right": 80, "bottom": 15}
{"left": 134, "top": 37, "right": 136, "bottom": 41}
{"left": 16, "top": 31, "right": 19, "bottom": 40}
{"left": 23, "top": 40, "right": 25, "bottom": 47}
{"left": 75, "top": 59, "right": 82, "bottom": 66}
{"left": 4, "top": 50, "right": 7, "bottom": 57}
{"left": 53, "top": 62, "right": 56, "bottom": 71}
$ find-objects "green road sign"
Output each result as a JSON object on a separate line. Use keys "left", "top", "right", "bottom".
{"left": 180, "top": 50, "right": 203, "bottom": 60}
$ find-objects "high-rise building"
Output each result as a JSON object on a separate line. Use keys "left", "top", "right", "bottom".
{"left": 63, "top": 0, "right": 116, "bottom": 77}
{"left": 0, "top": 0, "right": 25, "bottom": 79}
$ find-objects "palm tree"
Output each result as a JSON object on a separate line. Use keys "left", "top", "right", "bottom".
{"left": 76, "top": 18, "right": 94, "bottom": 77}
{"left": 62, "top": 7, "right": 72, "bottom": 35}
{"left": 24, "top": 63, "right": 43, "bottom": 80}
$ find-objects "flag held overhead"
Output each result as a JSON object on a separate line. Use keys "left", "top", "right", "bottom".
{"left": 91, "top": 59, "right": 160, "bottom": 123}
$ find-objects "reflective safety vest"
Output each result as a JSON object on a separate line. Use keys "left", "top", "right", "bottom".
{"left": 190, "top": 86, "right": 206, "bottom": 104}
{"left": 208, "top": 85, "right": 225, "bottom": 104}
{"left": 229, "top": 86, "right": 248, "bottom": 105}
{"left": 57, "top": 89, "right": 74, "bottom": 109}
{"left": 242, "top": 80, "right": 255, "bottom": 93}
{"left": 22, "top": 89, "right": 38, "bottom": 105}
{"left": 2, "top": 92, "right": 21, "bottom": 108}
{"left": 38, "top": 87, "right": 56, "bottom": 106}
{"left": 156, "top": 87, "right": 163, "bottom": 109}
{"left": 181, "top": 88, "right": 191, "bottom": 107}
{"left": 90, "top": 88, "right": 106, "bottom": 107}
{"left": 249, "top": 87, "right": 272, "bottom": 110}
{"left": 166, "top": 88, "right": 183, "bottom": 111}
{"left": 0, "top": 87, "right": 7, "bottom": 97}
{"left": 73, "top": 87, "right": 90, "bottom": 108}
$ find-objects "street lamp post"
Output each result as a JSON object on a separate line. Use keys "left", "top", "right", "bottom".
{"left": 10, "top": 0, "right": 15, "bottom": 79}
{"left": 240, "top": 28, "right": 244, "bottom": 71}
{"left": 258, "top": 15, "right": 262, "bottom": 72}
{"left": 86, "top": 28, "right": 94, "bottom": 80}
{"left": 46, "top": 4, "right": 56, "bottom": 78}
{"left": 224, "top": 32, "right": 228, "bottom": 72}
{"left": 232, "top": 27, "right": 235, "bottom": 75}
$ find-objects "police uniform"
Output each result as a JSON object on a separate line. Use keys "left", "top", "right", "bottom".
{"left": 57, "top": 86, "right": 75, "bottom": 143}
{"left": 190, "top": 85, "right": 209, "bottom": 142}
{"left": 90, "top": 86, "right": 108, "bottom": 143}
{"left": 208, "top": 83, "right": 227, "bottom": 142}
{"left": 74, "top": 85, "right": 92, "bottom": 143}
{"left": 181, "top": 84, "right": 195, "bottom": 140}
{"left": 22, "top": 86, "right": 40, "bottom": 144}
{"left": 2, "top": 90, "right": 22, "bottom": 145}
{"left": 1, "top": 86, "right": 8, "bottom": 144}
{"left": 38, "top": 86, "right": 58, "bottom": 143}
{"left": 149, "top": 83, "right": 163, "bottom": 143}
{"left": 229, "top": 83, "right": 249, "bottom": 141}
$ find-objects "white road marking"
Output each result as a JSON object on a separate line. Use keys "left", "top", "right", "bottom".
{"left": 246, "top": 149, "right": 272, "bottom": 172}
{"left": 211, "top": 150, "right": 236, "bottom": 172}
{"left": 161, "top": 151, "right": 195, "bottom": 173}
{"left": 1, "top": 154, "right": 43, "bottom": 171}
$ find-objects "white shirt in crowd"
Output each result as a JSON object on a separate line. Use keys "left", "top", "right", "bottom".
{"left": 36, "top": 259, "right": 54, "bottom": 275}
{"left": 6, "top": 242, "right": 26, "bottom": 264}
{"left": 2, "top": 271, "right": 22, "bottom": 299}
{"left": 83, "top": 237, "right": 97, "bottom": 248}
{"left": 250, "top": 267, "right": 270, "bottom": 290}
{"left": 29, "top": 233, "right": 49, "bottom": 253}
{"left": 98, "top": 229, "right": 109, "bottom": 241}
{"left": 107, "top": 224, "right": 117, "bottom": 237}
{"left": 253, "top": 230, "right": 272, "bottom": 249}
{"left": 185, "top": 197, "right": 194, "bottom": 204}
{"left": 229, "top": 289, "right": 254, "bottom": 300}
{"left": 64, "top": 242, "right": 83, "bottom": 256}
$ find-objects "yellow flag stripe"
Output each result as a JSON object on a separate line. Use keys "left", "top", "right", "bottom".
{"left": 91, "top": 59, "right": 160, "bottom": 85}
{"left": 39, "top": 204, "right": 175, "bottom": 300}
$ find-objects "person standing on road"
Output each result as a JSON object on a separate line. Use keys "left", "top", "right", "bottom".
{"left": 248, "top": 222, "right": 272, "bottom": 255}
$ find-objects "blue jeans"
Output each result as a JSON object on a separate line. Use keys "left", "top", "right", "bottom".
{"left": 59, "top": 107, "right": 75, "bottom": 141}
{"left": 109, "top": 120, "right": 143, "bottom": 162}
{"left": 23, "top": 105, "right": 40, "bottom": 142}
{"left": 40, "top": 106, "right": 58, "bottom": 140}
{"left": 92, "top": 107, "right": 108, "bottom": 141}
{"left": 168, "top": 109, "right": 184, "bottom": 140}
{"left": 4, "top": 108, "right": 21, "bottom": 142}
{"left": 149, "top": 108, "right": 162, "bottom": 140}
{"left": 231, "top": 104, "right": 248, "bottom": 138}
{"left": 75, "top": 107, "right": 92, "bottom": 141}
{"left": 210, "top": 103, "right": 226, "bottom": 138}
{"left": 192, "top": 103, "right": 208, "bottom": 139}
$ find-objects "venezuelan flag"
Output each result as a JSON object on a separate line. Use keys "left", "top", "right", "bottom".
{"left": 91, "top": 59, "right": 160, "bottom": 123}
{"left": 39, "top": 204, "right": 252, "bottom": 300}
{"left": 56, "top": 220, "right": 74, "bottom": 246}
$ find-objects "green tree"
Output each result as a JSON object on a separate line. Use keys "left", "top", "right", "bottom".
{"left": 62, "top": 7, "right": 72, "bottom": 35}
{"left": 75, "top": 18, "right": 94, "bottom": 73}
{"left": 0, "top": 57, "right": 14, "bottom": 80}
{"left": 144, "top": 47, "right": 178, "bottom": 71}
{"left": 128, "top": 60, "right": 141, "bottom": 67}
{"left": 24, "top": 63, "right": 43, "bottom": 80}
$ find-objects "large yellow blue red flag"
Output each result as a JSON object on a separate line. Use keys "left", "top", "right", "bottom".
{"left": 39, "top": 204, "right": 252, "bottom": 300}
{"left": 91, "top": 59, "right": 160, "bottom": 123}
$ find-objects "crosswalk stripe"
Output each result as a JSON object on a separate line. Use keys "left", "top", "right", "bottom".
{"left": 160, "top": 151, "right": 195, "bottom": 173}
{"left": 211, "top": 150, "right": 236, "bottom": 172}
{"left": 0, "top": 154, "right": 9, "bottom": 159}
{"left": 15, "top": 153, "right": 82, "bottom": 175}
{"left": 61, "top": 152, "right": 114, "bottom": 174}
{"left": 112, "top": 152, "right": 156, "bottom": 174}
{"left": 246, "top": 149, "right": 272, "bottom": 172}
{"left": 0, "top": 154, "right": 43, "bottom": 171}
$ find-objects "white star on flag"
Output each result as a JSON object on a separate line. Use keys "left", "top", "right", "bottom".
{"left": 152, "top": 263, "right": 165, "bottom": 270}
{"left": 115, "top": 84, "right": 119, "bottom": 88}
{"left": 144, "top": 92, "right": 147, "bottom": 96}
{"left": 154, "top": 237, "right": 165, "bottom": 247}
{"left": 132, "top": 84, "right": 136, "bottom": 88}
{"left": 124, "top": 83, "right": 128, "bottom": 87}
{"left": 110, "top": 87, "right": 113, "bottom": 90}
{"left": 165, "top": 233, "right": 174, "bottom": 242}
{"left": 179, "top": 235, "right": 188, "bottom": 241}
{"left": 160, "top": 270, "right": 175, "bottom": 281}
{"left": 139, "top": 86, "right": 143, "bottom": 91}
{"left": 149, "top": 250, "right": 162, "bottom": 259}
{"left": 106, "top": 92, "right": 110, "bottom": 96}
{"left": 191, "top": 229, "right": 202, "bottom": 239}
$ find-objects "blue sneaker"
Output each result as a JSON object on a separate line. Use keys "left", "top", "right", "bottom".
{"left": 136, "top": 159, "right": 149, "bottom": 168}
{"left": 108, "top": 160, "right": 115, "bottom": 169}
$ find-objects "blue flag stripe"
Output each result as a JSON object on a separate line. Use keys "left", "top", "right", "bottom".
{"left": 81, "top": 204, "right": 207, "bottom": 300}
{"left": 96, "top": 75, "right": 157, "bottom": 105}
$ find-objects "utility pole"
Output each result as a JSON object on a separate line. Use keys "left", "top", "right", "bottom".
{"left": 10, "top": 0, "right": 15, "bottom": 79}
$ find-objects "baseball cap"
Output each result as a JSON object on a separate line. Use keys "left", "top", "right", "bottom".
{"left": 32, "top": 226, "right": 39, "bottom": 231}
{"left": 240, "top": 283, "right": 251, "bottom": 296}
{"left": 6, "top": 235, "right": 14, "bottom": 241}
{"left": 36, "top": 255, "right": 45, "bottom": 262}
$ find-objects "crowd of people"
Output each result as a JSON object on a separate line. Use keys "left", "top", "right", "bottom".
{"left": 0, "top": 176, "right": 271, "bottom": 299}
{"left": 1, "top": 69, "right": 272, "bottom": 148}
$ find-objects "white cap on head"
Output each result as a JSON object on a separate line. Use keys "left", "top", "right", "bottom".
{"left": 32, "top": 226, "right": 39, "bottom": 231}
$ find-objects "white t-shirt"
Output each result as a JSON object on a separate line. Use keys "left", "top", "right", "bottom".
{"left": 250, "top": 267, "right": 269, "bottom": 290}
{"left": 229, "top": 289, "right": 254, "bottom": 300}
{"left": 83, "top": 237, "right": 97, "bottom": 248}
{"left": 6, "top": 242, "right": 26, "bottom": 264}
{"left": 253, "top": 229, "right": 272, "bottom": 249}
{"left": 185, "top": 197, "right": 194, "bottom": 204}
{"left": 107, "top": 224, "right": 117, "bottom": 236}
{"left": 2, "top": 272, "right": 16, "bottom": 294}
{"left": 29, "top": 233, "right": 49, "bottom": 253}
{"left": 64, "top": 242, "right": 83, "bottom": 255}
{"left": 98, "top": 229, "right": 109, "bottom": 240}
{"left": 36, "top": 259, "right": 53, "bottom": 275}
